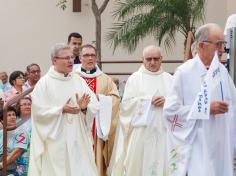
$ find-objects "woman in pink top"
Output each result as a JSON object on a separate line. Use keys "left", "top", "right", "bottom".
{"left": 4, "top": 71, "right": 25, "bottom": 103}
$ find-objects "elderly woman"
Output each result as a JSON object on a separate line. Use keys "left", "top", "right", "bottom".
{"left": 15, "top": 97, "right": 32, "bottom": 176}
{"left": 4, "top": 71, "right": 25, "bottom": 103}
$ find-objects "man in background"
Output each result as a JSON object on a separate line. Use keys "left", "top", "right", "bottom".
{"left": 0, "top": 72, "right": 11, "bottom": 92}
{"left": 68, "top": 32, "right": 82, "bottom": 66}
{"left": 23, "top": 63, "right": 41, "bottom": 90}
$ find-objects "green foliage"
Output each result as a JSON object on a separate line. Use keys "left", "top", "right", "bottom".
{"left": 106, "top": 0, "right": 205, "bottom": 53}
{"left": 57, "top": 0, "right": 67, "bottom": 10}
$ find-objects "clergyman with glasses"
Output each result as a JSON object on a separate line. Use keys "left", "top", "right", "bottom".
{"left": 164, "top": 23, "right": 236, "bottom": 176}
{"left": 110, "top": 45, "right": 173, "bottom": 176}
{"left": 28, "top": 43, "right": 99, "bottom": 176}
{"left": 75, "top": 44, "right": 120, "bottom": 176}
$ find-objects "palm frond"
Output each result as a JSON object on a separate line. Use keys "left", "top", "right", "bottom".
{"left": 56, "top": 0, "right": 67, "bottom": 10}
{"left": 107, "top": 0, "right": 206, "bottom": 53}
{"left": 107, "top": 13, "right": 158, "bottom": 52}
{"left": 112, "top": 0, "right": 156, "bottom": 20}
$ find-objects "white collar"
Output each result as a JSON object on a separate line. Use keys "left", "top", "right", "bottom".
{"left": 76, "top": 64, "right": 103, "bottom": 78}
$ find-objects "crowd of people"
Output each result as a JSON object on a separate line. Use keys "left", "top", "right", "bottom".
{"left": 0, "top": 22, "right": 236, "bottom": 176}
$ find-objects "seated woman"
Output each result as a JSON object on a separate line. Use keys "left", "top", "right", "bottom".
{"left": 4, "top": 71, "right": 25, "bottom": 103}
{"left": 15, "top": 97, "right": 32, "bottom": 176}
{"left": 0, "top": 106, "right": 23, "bottom": 176}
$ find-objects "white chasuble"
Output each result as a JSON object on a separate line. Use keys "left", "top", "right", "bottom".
{"left": 28, "top": 67, "right": 99, "bottom": 176}
{"left": 111, "top": 65, "right": 173, "bottom": 176}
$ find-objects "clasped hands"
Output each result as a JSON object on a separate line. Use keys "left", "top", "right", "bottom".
{"left": 62, "top": 93, "right": 90, "bottom": 114}
{"left": 152, "top": 96, "right": 165, "bottom": 107}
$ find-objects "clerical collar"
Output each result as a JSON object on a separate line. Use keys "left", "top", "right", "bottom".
{"left": 81, "top": 67, "right": 97, "bottom": 74}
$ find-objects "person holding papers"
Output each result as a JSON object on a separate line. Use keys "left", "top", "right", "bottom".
{"left": 110, "top": 45, "right": 172, "bottom": 176}
{"left": 164, "top": 23, "right": 236, "bottom": 176}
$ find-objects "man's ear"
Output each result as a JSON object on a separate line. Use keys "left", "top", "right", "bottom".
{"left": 198, "top": 42, "right": 204, "bottom": 49}
{"left": 160, "top": 56, "right": 163, "bottom": 61}
{"left": 52, "top": 58, "right": 56, "bottom": 65}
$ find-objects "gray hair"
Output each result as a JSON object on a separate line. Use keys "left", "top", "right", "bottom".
{"left": 50, "top": 43, "right": 70, "bottom": 59}
{"left": 195, "top": 23, "right": 221, "bottom": 46}
{"left": 142, "top": 45, "right": 162, "bottom": 57}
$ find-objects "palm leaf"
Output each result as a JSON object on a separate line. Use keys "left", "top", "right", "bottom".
{"left": 106, "top": 0, "right": 205, "bottom": 53}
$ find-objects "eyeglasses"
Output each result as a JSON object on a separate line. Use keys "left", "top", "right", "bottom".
{"left": 144, "top": 57, "right": 162, "bottom": 62}
{"left": 202, "top": 40, "right": 227, "bottom": 48}
{"left": 82, "top": 53, "right": 96, "bottom": 58}
{"left": 29, "top": 70, "right": 41, "bottom": 74}
{"left": 56, "top": 56, "right": 75, "bottom": 61}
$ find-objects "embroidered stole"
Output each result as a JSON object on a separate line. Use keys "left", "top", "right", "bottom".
{"left": 82, "top": 76, "right": 97, "bottom": 139}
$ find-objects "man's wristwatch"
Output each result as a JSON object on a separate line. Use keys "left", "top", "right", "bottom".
{"left": 81, "top": 108, "right": 87, "bottom": 114}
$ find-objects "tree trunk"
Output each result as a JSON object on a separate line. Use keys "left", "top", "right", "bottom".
{"left": 183, "top": 31, "right": 194, "bottom": 62}
{"left": 96, "top": 15, "right": 102, "bottom": 69}
{"left": 91, "top": 0, "right": 110, "bottom": 70}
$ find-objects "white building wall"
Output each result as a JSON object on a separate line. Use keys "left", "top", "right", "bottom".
{"left": 0, "top": 0, "right": 235, "bottom": 76}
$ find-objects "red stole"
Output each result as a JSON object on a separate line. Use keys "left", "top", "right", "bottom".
{"left": 82, "top": 77, "right": 97, "bottom": 93}
{"left": 82, "top": 77, "right": 97, "bottom": 139}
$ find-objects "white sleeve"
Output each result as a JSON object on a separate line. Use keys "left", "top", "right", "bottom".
{"left": 163, "top": 70, "right": 198, "bottom": 143}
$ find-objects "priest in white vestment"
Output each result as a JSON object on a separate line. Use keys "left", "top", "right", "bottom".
{"left": 28, "top": 43, "right": 99, "bottom": 176}
{"left": 110, "top": 45, "right": 173, "bottom": 176}
{"left": 164, "top": 23, "right": 236, "bottom": 176}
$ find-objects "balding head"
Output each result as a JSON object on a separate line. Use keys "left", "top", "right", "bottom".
{"left": 195, "top": 23, "right": 222, "bottom": 46}
{"left": 142, "top": 45, "right": 163, "bottom": 72}
{"left": 142, "top": 45, "right": 162, "bottom": 58}
{"left": 195, "top": 23, "right": 225, "bottom": 66}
